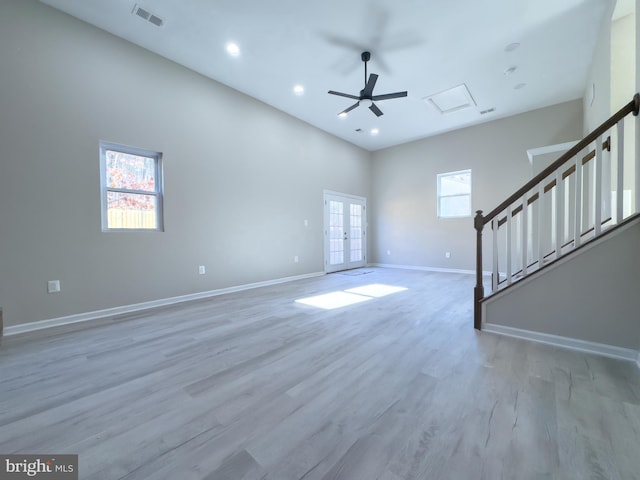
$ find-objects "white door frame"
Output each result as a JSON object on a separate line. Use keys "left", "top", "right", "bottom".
{"left": 323, "top": 190, "right": 367, "bottom": 273}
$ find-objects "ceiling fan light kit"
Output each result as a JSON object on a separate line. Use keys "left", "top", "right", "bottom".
{"left": 328, "top": 51, "right": 407, "bottom": 118}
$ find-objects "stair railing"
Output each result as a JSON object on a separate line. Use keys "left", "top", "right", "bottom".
{"left": 474, "top": 93, "right": 640, "bottom": 329}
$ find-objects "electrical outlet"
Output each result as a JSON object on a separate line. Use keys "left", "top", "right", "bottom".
{"left": 304, "top": 219, "right": 308, "bottom": 227}
{"left": 445, "top": 252, "right": 451, "bottom": 258}
{"left": 387, "top": 250, "right": 391, "bottom": 256}
{"left": 198, "top": 265, "right": 206, "bottom": 275}
{"left": 47, "top": 280, "right": 61, "bottom": 293}
{"left": 294, "top": 256, "right": 299, "bottom": 263}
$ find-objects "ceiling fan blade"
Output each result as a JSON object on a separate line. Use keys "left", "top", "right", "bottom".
{"left": 339, "top": 102, "right": 360, "bottom": 116}
{"left": 328, "top": 90, "right": 360, "bottom": 100}
{"left": 321, "top": 33, "right": 367, "bottom": 52}
{"left": 362, "top": 74, "right": 379, "bottom": 97}
{"left": 369, "top": 103, "right": 384, "bottom": 117}
{"left": 372, "top": 91, "right": 408, "bottom": 101}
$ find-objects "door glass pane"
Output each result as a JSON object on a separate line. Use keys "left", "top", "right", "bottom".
{"left": 350, "top": 203, "right": 363, "bottom": 262}
{"left": 329, "top": 201, "right": 344, "bottom": 265}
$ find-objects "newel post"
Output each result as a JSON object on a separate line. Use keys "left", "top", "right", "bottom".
{"left": 474, "top": 210, "right": 484, "bottom": 330}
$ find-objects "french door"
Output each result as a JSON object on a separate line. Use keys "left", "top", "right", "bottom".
{"left": 323, "top": 191, "right": 367, "bottom": 273}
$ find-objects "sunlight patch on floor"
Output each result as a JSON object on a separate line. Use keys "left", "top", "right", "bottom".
{"left": 345, "top": 284, "right": 408, "bottom": 298}
{"left": 295, "top": 284, "right": 407, "bottom": 310}
{"left": 295, "top": 291, "right": 372, "bottom": 310}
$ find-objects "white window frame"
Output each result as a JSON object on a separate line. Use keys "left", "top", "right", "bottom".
{"left": 99, "top": 141, "right": 164, "bottom": 232}
{"left": 437, "top": 169, "right": 472, "bottom": 218}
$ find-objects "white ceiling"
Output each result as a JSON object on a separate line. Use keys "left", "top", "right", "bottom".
{"left": 39, "top": 0, "right": 610, "bottom": 151}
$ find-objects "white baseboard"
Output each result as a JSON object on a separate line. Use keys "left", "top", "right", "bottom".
{"left": 5, "top": 271, "right": 325, "bottom": 337}
{"left": 483, "top": 322, "right": 640, "bottom": 363}
{"left": 369, "top": 263, "right": 491, "bottom": 276}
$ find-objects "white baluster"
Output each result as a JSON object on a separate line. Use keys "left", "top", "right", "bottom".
{"left": 506, "top": 205, "right": 512, "bottom": 285}
{"left": 521, "top": 195, "right": 528, "bottom": 276}
{"left": 537, "top": 182, "right": 544, "bottom": 269}
{"left": 555, "top": 169, "right": 564, "bottom": 259}
{"left": 574, "top": 154, "right": 582, "bottom": 248}
{"left": 595, "top": 137, "right": 603, "bottom": 235}
{"left": 602, "top": 137, "right": 612, "bottom": 224}
{"left": 492, "top": 218, "right": 498, "bottom": 291}
{"left": 616, "top": 121, "right": 624, "bottom": 224}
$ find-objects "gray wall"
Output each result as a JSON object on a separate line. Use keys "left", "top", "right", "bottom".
{"left": 369, "top": 100, "right": 583, "bottom": 271}
{"left": 583, "top": 0, "right": 616, "bottom": 134}
{"left": 0, "top": 0, "right": 371, "bottom": 327}
{"left": 483, "top": 220, "right": 640, "bottom": 350}
{"left": 637, "top": 0, "right": 640, "bottom": 356}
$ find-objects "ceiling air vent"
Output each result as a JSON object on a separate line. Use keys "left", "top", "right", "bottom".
{"left": 134, "top": 6, "right": 150, "bottom": 20}
{"left": 148, "top": 15, "right": 164, "bottom": 27}
{"left": 132, "top": 4, "right": 164, "bottom": 27}
{"left": 480, "top": 108, "right": 495, "bottom": 115}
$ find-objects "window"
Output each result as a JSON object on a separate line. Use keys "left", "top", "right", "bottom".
{"left": 100, "top": 142, "right": 163, "bottom": 231}
{"left": 437, "top": 169, "right": 471, "bottom": 218}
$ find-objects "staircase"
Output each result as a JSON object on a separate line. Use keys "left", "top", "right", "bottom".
{"left": 473, "top": 94, "right": 640, "bottom": 351}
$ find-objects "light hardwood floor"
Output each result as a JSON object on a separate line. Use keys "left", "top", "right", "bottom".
{"left": 1, "top": 268, "right": 639, "bottom": 479}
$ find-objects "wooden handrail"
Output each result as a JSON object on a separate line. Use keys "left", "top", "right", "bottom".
{"left": 492, "top": 140, "right": 611, "bottom": 227}
{"left": 494, "top": 151, "right": 599, "bottom": 228}
{"left": 482, "top": 94, "right": 639, "bottom": 225}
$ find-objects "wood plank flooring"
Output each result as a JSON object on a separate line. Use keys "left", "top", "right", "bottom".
{"left": 1, "top": 268, "right": 639, "bottom": 479}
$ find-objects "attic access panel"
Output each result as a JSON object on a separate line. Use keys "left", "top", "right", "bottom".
{"left": 425, "top": 84, "right": 476, "bottom": 114}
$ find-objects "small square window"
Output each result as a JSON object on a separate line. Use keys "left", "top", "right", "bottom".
{"left": 100, "top": 142, "right": 164, "bottom": 231}
{"left": 437, "top": 169, "right": 471, "bottom": 218}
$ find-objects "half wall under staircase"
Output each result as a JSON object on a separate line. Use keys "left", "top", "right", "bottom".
{"left": 482, "top": 215, "right": 640, "bottom": 360}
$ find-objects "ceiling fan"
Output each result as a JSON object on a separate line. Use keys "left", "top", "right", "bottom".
{"left": 328, "top": 51, "right": 407, "bottom": 117}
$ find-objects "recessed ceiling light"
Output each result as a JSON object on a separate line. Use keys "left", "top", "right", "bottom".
{"left": 293, "top": 85, "right": 304, "bottom": 95}
{"left": 505, "top": 42, "right": 520, "bottom": 52}
{"left": 514, "top": 83, "right": 527, "bottom": 90}
{"left": 503, "top": 66, "right": 517, "bottom": 76}
{"left": 226, "top": 42, "right": 240, "bottom": 57}
{"left": 370, "top": 128, "right": 379, "bottom": 136}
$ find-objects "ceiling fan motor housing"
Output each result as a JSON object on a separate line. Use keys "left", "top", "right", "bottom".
{"left": 328, "top": 51, "right": 407, "bottom": 118}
